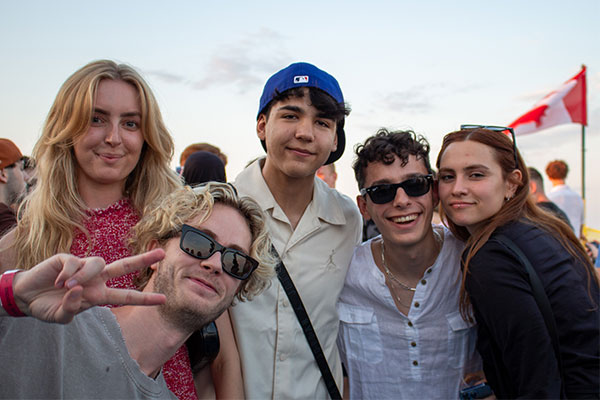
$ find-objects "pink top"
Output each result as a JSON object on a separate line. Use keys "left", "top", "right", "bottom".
{"left": 70, "top": 198, "right": 198, "bottom": 400}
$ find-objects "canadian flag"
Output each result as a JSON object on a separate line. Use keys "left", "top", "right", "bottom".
{"left": 508, "top": 66, "right": 587, "bottom": 135}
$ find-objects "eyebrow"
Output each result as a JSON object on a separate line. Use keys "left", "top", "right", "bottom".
{"left": 93, "top": 107, "right": 141, "bottom": 118}
{"left": 276, "top": 105, "right": 303, "bottom": 114}
{"left": 199, "top": 228, "right": 248, "bottom": 254}
{"left": 439, "top": 164, "right": 491, "bottom": 173}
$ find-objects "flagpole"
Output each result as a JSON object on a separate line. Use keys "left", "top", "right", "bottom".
{"left": 581, "top": 64, "right": 586, "bottom": 202}
{"left": 581, "top": 123, "right": 586, "bottom": 200}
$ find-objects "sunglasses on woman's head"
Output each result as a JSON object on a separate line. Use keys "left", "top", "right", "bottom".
{"left": 360, "top": 175, "right": 433, "bottom": 204}
{"left": 180, "top": 224, "right": 258, "bottom": 280}
{"left": 460, "top": 124, "right": 518, "bottom": 169}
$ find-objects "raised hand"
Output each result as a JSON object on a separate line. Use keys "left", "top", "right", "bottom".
{"left": 10, "top": 249, "right": 166, "bottom": 324}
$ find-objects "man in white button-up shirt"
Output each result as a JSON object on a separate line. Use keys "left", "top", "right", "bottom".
{"left": 230, "top": 62, "right": 362, "bottom": 399}
{"left": 337, "top": 129, "right": 482, "bottom": 399}
{"left": 545, "top": 159, "right": 584, "bottom": 237}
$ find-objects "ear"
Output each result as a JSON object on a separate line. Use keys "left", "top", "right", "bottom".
{"left": 356, "top": 194, "right": 372, "bottom": 221}
{"left": 0, "top": 169, "right": 8, "bottom": 184}
{"left": 256, "top": 114, "right": 267, "bottom": 141}
{"left": 506, "top": 169, "right": 523, "bottom": 199}
{"left": 330, "top": 127, "right": 338, "bottom": 152}
{"left": 529, "top": 180, "right": 537, "bottom": 194}
{"left": 147, "top": 239, "right": 162, "bottom": 272}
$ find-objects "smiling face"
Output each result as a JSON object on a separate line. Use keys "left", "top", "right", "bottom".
{"left": 258, "top": 88, "right": 338, "bottom": 182}
{"left": 73, "top": 79, "right": 144, "bottom": 197}
{"left": 437, "top": 140, "right": 518, "bottom": 234}
{"left": 357, "top": 154, "right": 437, "bottom": 249}
{"left": 149, "top": 203, "right": 250, "bottom": 331}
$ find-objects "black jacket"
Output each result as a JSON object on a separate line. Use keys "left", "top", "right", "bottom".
{"left": 465, "top": 220, "right": 599, "bottom": 399}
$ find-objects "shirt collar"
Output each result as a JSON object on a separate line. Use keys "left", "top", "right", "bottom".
{"left": 234, "top": 158, "right": 348, "bottom": 226}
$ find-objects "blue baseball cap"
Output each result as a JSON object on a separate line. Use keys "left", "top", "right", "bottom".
{"left": 257, "top": 62, "right": 346, "bottom": 165}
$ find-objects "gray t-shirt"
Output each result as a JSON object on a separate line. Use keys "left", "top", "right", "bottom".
{"left": 0, "top": 307, "right": 176, "bottom": 399}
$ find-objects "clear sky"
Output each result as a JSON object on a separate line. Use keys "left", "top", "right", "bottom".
{"left": 1, "top": 0, "right": 599, "bottom": 227}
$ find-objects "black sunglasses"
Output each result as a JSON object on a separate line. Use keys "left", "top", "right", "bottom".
{"left": 180, "top": 224, "right": 258, "bottom": 280}
{"left": 360, "top": 175, "right": 433, "bottom": 204}
{"left": 460, "top": 124, "right": 518, "bottom": 169}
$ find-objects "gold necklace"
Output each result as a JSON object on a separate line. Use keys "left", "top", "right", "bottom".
{"left": 381, "top": 240, "right": 416, "bottom": 292}
{"left": 380, "top": 229, "right": 443, "bottom": 293}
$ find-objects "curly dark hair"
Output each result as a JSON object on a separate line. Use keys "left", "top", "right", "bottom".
{"left": 352, "top": 128, "right": 433, "bottom": 189}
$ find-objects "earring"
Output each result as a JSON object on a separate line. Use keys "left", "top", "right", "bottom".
{"left": 505, "top": 195, "right": 512, "bottom": 202}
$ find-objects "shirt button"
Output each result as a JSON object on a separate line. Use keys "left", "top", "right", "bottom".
{"left": 421, "top": 279, "right": 427, "bottom": 285}
{"left": 407, "top": 321, "right": 413, "bottom": 327}
{"left": 279, "top": 353, "right": 287, "bottom": 361}
{"left": 427, "top": 268, "right": 432, "bottom": 274}
{"left": 412, "top": 360, "right": 418, "bottom": 366}
{"left": 414, "top": 302, "right": 420, "bottom": 308}
{"left": 282, "top": 299, "right": 289, "bottom": 307}
{"left": 411, "top": 342, "right": 416, "bottom": 347}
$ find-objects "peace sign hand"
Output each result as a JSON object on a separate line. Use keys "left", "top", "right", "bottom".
{"left": 10, "top": 249, "right": 166, "bottom": 324}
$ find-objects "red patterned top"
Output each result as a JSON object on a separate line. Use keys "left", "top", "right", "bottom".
{"left": 70, "top": 198, "right": 198, "bottom": 400}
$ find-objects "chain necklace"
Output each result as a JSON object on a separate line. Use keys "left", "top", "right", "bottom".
{"left": 381, "top": 240, "right": 417, "bottom": 292}
{"left": 380, "top": 229, "right": 444, "bottom": 293}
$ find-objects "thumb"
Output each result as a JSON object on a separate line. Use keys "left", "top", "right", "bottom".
{"left": 55, "top": 286, "right": 84, "bottom": 324}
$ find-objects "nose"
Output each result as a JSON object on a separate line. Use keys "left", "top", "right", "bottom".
{"left": 201, "top": 251, "right": 223, "bottom": 275}
{"left": 295, "top": 118, "right": 315, "bottom": 142}
{"left": 450, "top": 176, "right": 468, "bottom": 197}
{"left": 105, "top": 123, "right": 123, "bottom": 146}
{"left": 391, "top": 185, "right": 411, "bottom": 208}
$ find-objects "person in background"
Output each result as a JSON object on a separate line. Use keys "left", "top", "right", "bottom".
{"left": 0, "top": 60, "right": 207, "bottom": 399}
{"left": 230, "top": 62, "right": 362, "bottom": 399}
{"left": 0, "top": 139, "right": 29, "bottom": 236}
{"left": 528, "top": 167, "right": 571, "bottom": 227}
{"left": 316, "top": 163, "right": 337, "bottom": 188}
{"left": 183, "top": 151, "right": 226, "bottom": 185}
{"left": 179, "top": 143, "right": 228, "bottom": 175}
{"left": 437, "top": 126, "right": 599, "bottom": 398}
{"left": 0, "top": 183, "right": 276, "bottom": 399}
{"left": 545, "top": 159, "right": 584, "bottom": 237}
{"left": 338, "top": 128, "right": 481, "bottom": 399}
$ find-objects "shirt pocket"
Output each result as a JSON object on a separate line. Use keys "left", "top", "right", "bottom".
{"left": 446, "top": 310, "right": 477, "bottom": 368}
{"left": 338, "top": 302, "right": 383, "bottom": 364}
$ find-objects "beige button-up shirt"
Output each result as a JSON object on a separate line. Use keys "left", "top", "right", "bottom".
{"left": 231, "top": 159, "right": 362, "bottom": 399}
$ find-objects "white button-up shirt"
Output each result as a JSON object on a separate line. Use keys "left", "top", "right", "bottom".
{"left": 548, "top": 184, "right": 584, "bottom": 235}
{"left": 231, "top": 159, "right": 362, "bottom": 399}
{"left": 337, "top": 227, "right": 482, "bottom": 399}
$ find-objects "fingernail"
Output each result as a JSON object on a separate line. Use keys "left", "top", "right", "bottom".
{"left": 55, "top": 280, "right": 64, "bottom": 288}
{"left": 66, "top": 279, "right": 78, "bottom": 289}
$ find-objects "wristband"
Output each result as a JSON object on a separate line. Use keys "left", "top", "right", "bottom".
{"left": 0, "top": 269, "right": 26, "bottom": 317}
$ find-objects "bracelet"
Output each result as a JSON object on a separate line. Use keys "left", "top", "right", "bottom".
{"left": 0, "top": 269, "right": 26, "bottom": 317}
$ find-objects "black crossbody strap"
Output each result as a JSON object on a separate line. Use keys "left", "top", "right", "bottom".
{"left": 273, "top": 246, "right": 342, "bottom": 400}
{"left": 494, "top": 234, "right": 566, "bottom": 394}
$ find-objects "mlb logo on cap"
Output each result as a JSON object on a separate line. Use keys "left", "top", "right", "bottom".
{"left": 293, "top": 75, "right": 309, "bottom": 84}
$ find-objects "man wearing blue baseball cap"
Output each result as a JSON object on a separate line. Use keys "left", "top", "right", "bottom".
{"left": 230, "top": 62, "right": 362, "bottom": 399}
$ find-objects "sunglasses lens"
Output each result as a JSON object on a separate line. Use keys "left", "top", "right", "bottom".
{"left": 403, "top": 177, "right": 431, "bottom": 197}
{"left": 222, "top": 251, "right": 256, "bottom": 279}
{"left": 369, "top": 186, "right": 397, "bottom": 204}
{"left": 182, "top": 231, "right": 214, "bottom": 258}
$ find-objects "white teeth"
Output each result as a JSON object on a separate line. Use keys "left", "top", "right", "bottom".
{"left": 392, "top": 214, "right": 417, "bottom": 223}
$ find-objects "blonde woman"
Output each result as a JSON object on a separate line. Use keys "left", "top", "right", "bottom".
{"left": 0, "top": 60, "right": 208, "bottom": 399}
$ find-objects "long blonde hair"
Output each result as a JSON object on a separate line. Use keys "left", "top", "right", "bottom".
{"left": 436, "top": 128, "right": 598, "bottom": 318}
{"left": 132, "top": 183, "right": 276, "bottom": 302}
{"left": 12, "top": 60, "right": 180, "bottom": 269}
